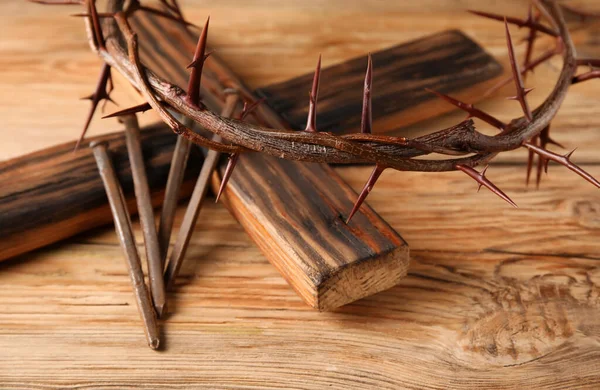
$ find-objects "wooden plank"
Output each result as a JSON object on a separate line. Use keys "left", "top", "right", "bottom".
{"left": 0, "top": 125, "right": 202, "bottom": 262}
{"left": 131, "top": 14, "right": 406, "bottom": 311}
{"left": 257, "top": 30, "right": 503, "bottom": 134}
{"left": 212, "top": 157, "right": 408, "bottom": 310}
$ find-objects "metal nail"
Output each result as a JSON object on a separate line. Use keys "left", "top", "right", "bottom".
{"left": 164, "top": 92, "right": 240, "bottom": 290}
{"left": 91, "top": 140, "right": 160, "bottom": 350}
{"left": 157, "top": 132, "right": 192, "bottom": 263}
{"left": 122, "top": 114, "right": 167, "bottom": 317}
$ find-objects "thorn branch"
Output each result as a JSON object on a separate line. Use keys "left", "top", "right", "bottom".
{"left": 524, "top": 143, "right": 600, "bottom": 188}
{"left": 87, "top": 0, "right": 106, "bottom": 50}
{"left": 426, "top": 89, "right": 507, "bottom": 130}
{"left": 572, "top": 70, "right": 600, "bottom": 84}
{"left": 185, "top": 16, "right": 210, "bottom": 107}
{"left": 103, "top": 102, "right": 152, "bottom": 119}
{"left": 484, "top": 45, "right": 560, "bottom": 98}
{"left": 305, "top": 55, "right": 322, "bottom": 133}
{"left": 76, "top": 63, "right": 114, "bottom": 150}
{"left": 346, "top": 164, "right": 386, "bottom": 224}
{"left": 505, "top": 18, "right": 533, "bottom": 122}
{"left": 215, "top": 152, "right": 240, "bottom": 202}
{"left": 526, "top": 135, "right": 539, "bottom": 187}
{"left": 361, "top": 54, "right": 373, "bottom": 134}
{"left": 456, "top": 164, "right": 518, "bottom": 208}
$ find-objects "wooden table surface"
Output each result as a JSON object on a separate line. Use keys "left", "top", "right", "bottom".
{"left": 1, "top": 1, "right": 600, "bottom": 388}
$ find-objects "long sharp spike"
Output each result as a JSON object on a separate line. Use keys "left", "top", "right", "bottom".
{"left": 526, "top": 135, "right": 539, "bottom": 187}
{"left": 505, "top": 18, "right": 533, "bottom": 122}
{"left": 539, "top": 124, "right": 563, "bottom": 149}
{"left": 456, "top": 164, "right": 518, "bottom": 208}
{"left": 240, "top": 98, "right": 265, "bottom": 121}
{"left": 536, "top": 147, "right": 545, "bottom": 189}
{"left": 102, "top": 102, "right": 152, "bottom": 119}
{"left": 346, "top": 165, "right": 385, "bottom": 224}
{"left": 572, "top": 70, "right": 600, "bottom": 84}
{"left": 88, "top": 0, "right": 106, "bottom": 50}
{"left": 214, "top": 98, "right": 264, "bottom": 202}
{"left": 524, "top": 143, "right": 600, "bottom": 188}
{"left": 360, "top": 54, "right": 373, "bottom": 134}
{"left": 426, "top": 88, "right": 507, "bottom": 130}
{"left": 75, "top": 64, "right": 113, "bottom": 150}
{"left": 484, "top": 47, "right": 558, "bottom": 98}
{"left": 305, "top": 54, "right": 322, "bottom": 133}
{"left": 215, "top": 153, "right": 240, "bottom": 202}
{"left": 185, "top": 16, "right": 210, "bottom": 107}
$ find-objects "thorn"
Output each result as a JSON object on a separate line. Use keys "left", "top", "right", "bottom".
{"left": 484, "top": 47, "right": 557, "bottom": 98}
{"left": 185, "top": 16, "right": 210, "bottom": 107}
{"left": 572, "top": 70, "right": 600, "bottom": 84}
{"left": 456, "top": 164, "right": 518, "bottom": 208}
{"left": 75, "top": 64, "right": 113, "bottom": 150}
{"left": 468, "top": 9, "right": 558, "bottom": 36}
{"left": 186, "top": 51, "right": 214, "bottom": 69}
{"left": 539, "top": 123, "right": 564, "bottom": 149}
{"left": 239, "top": 98, "right": 265, "bottom": 121}
{"left": 305, "top": 54, "right": 322, "bottom": 133}
{"left": 524, "top": 143, "right": 600, "bottom": 188}
{"left": 87, "top": 0, "right": 106, "bottom": 50}
{"left": 215, "top": 153, "right": 240, "bottom": 202}
{"left": 346, "top": 165, "right": 386, "bottom": 224}
{"left": 532, "top": 124, "right": 563, "bottom": 188}
{"left": 477, "top": 166, "right": 489, "bottom": 192}
{"left": 536, "top": 148, "right": 545, "bottom": 189}
{"left": 102, "top": 102, "right": 152, "bottom": 119}
{"left": 361, "top": 54, "right": 373, "bottom": 134}
{"left": 426, "top": 88, "right": 507, "bottom": 130}
{"left": 526, "top": 135, "right": 539, "bottom": 187}
{"left": 505, "top": 18, "right": 533, "bottom": 122}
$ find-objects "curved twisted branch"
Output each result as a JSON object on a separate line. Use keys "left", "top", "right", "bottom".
{"left": 29, "top": 0, "right": 599, "bottom": 218}
{"left": 93, "top": 0, "right": 575, "bottom": 174}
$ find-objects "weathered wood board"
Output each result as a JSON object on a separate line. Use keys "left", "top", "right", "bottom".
{"left": 0, "top": 125, "right": 202, "bottom": 262}
{"left": 0, "top": 0, "right": 599, "bottom": 388}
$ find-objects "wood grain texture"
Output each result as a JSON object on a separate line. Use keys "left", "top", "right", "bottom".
{"left": 131, "top": 11, "right": 410, "bottom": 310}
{"left": 1, "top": 0, "right": 600, "bottom": 388}
{"left": 257, "top": 30, "right": 503, "bottom": 134}
{"left": 212, "top": 157, "right": 409, "bottom": 310}
{"left": 0, "top": 125, "right": 202, "bottom": 262}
